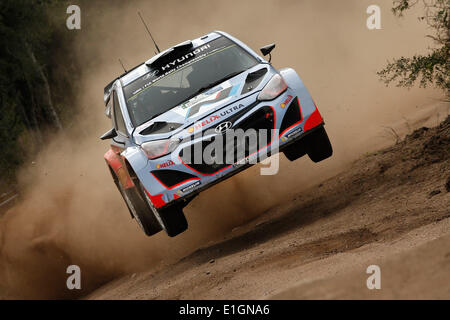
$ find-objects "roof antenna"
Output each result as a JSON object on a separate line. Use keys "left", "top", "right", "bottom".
{"left": 118, "top": 58, "right": 127, "bottom": 72}
{"left": 138, "top": 11, "right": 161, "bottom": 54}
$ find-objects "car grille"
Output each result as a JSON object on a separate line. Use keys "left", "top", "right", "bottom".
{"left": 179, "top": 106, "right": 275, "bottom": 175}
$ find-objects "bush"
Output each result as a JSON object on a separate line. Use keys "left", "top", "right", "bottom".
{"left": 378, "top": 0, "right": 450, "bottom": 94}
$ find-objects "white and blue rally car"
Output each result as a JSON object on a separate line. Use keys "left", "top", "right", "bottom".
{"left": 101, "top": 31, "right": 332, "bottom": 237}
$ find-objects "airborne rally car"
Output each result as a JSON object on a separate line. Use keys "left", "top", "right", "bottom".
{"left": 101, "top": 31, "right": 332, "bottom": 237}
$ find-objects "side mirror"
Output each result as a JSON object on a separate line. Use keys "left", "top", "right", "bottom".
{"left": 100, "top": 128, "right": 117, "bottom": 140}
{"left": 260, "top": 44, "right": 276, "bottom": 62}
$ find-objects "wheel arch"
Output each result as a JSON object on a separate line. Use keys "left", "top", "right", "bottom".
{"left": 104, "top": 148, "right": 134, "bottom": 189}
{"left": 279, "top": 67, "right": 316, "bottom": 116}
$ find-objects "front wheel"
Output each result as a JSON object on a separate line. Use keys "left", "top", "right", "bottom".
{"left": 305, "top": 126, "right": 333, "bottom": 162}
{"left": 139, "top": 182, "right": 188, "bottom": 237}
{"left": 283, "top": 140, "right": 307, "bottom": 161}
{"left": 283, "top": 126, "right": 333, "bottom": 162}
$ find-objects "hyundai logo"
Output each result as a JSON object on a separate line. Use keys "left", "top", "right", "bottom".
{"left": 215, "top": 121, "right": 233, "bottom": 133}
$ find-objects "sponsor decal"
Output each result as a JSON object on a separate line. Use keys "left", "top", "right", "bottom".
{"left": 219, "top": 103, "right": 245, "bottom": 117}
{"left": 181, "top": 86, "right": 224, "bottom": 110}
{"left": 287, "top": 128, "right": 303, "bottom": 138}
{"left": 184, "top": 86, "right": 233, "bottom": 119}
{"left": 161, "top": 44, "right": 211, "bottom": 72}
{"left": 215, "top": 121, "right": 233, "bottom": 133}
{"left": 280, "top": 95, "right": 293, "bottom": 109}
{"left": 181, "top": 92, "right": 210, "bottom": 110}
{"left": 180, "top": 180, "right": 201, "bottom": 193}
{"left": 156, "top": 160, "right": 175, "bottom": 169}
{"left": 186, "top": 103, "right": 246, "bottom": 134}
{"left": 233, "top": 154, "right": 258, "bottom": 167}
{"left": 193, "top": 115, "right": 220, "bottom": 131}
{"left": 282, "top": 128, "right": 303, "bottom": 141}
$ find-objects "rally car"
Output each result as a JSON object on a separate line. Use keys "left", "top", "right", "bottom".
{"left": 101, "top": 31, "right": 332, "bottom": 237}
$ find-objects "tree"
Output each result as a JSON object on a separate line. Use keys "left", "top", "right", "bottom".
{"left": 377, "top": 0, "right": 450, "bottom": 94}
{"left": 0, "top": 0, "right": 77, "bottom": 184}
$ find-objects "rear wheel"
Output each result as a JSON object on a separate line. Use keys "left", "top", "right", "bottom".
{"left": 139, "top": 181, "right": 188, "bottom": 237}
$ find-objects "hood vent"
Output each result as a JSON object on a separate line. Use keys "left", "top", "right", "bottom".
{"left": 241, "top": 68, "right": 268, "bottom": 95}
{"left": 140, "top": 121, "right": 182, "bottom": 135}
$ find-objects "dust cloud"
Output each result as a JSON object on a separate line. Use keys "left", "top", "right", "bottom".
{"left": 0, "top": 0, "right": 444, "bottom": 299}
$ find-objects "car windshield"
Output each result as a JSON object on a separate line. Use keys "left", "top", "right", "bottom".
{"left": 123, "top": 36, "right": 259, "bottom": 126}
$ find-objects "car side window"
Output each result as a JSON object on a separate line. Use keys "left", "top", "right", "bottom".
{"left": 105, "top": 94, "right": 113, "bottom": 118}
{"left": 112, "top": 90, "right": 128, "bottom": 137}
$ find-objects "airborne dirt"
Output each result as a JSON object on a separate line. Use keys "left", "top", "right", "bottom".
{"left": 0, "top": 0, "right": 449, "bottom": 299}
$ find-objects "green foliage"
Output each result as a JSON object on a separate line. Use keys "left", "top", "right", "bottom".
{"left": 0, "top": 99, "right": 24, "bottom": 181}
{"left": 378, "top": 46, "right": 449, "bottom": 89}
{"left": 378, "top": 0, "right": 450, "bottom": 92}
{"left": 0, "top": 0, "right": 77, "bottom": 184}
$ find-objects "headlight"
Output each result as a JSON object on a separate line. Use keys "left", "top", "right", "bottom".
{"left": 257, "top": 74, "right": 287, "bottom": 101}
{"left": 141, "top": 138, "right": 180, "bottom": 159}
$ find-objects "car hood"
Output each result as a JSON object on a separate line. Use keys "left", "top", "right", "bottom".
{"left": 133, "top": 64, "right": 274, "bottom": 145}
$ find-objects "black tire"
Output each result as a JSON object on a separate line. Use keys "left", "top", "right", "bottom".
{"left": 110, "top": 167, "right": 162, "bottom": 236}
{"left": 138, "top": 181, "right": 188, "bottom": 237}
{"left": 122, "top": 186, "right": 163, "bottom": 236}
{"left": 305, "top": 126, "right": 333, "bottom": 163}
{"left": 157, "top": 205, "right": 188, "bottom": 237}
{"left": 283, "top": 139, "right": 307, "bottom": 161}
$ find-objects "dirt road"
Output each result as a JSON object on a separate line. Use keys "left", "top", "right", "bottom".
{"left": 87, "top": 116, "right": 450, "bottom": 300}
